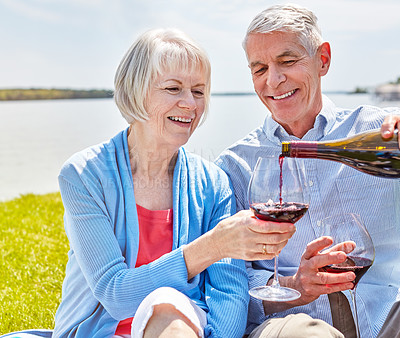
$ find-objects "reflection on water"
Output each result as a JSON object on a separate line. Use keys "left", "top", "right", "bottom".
{"left": 0, "top": 93, "right": 392, "bottom": 201}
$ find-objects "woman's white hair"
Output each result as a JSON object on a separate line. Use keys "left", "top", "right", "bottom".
{"left": 114, "top": 28, "right": 211, "bottom": 124}
{"left": 243, "top": 3, "right": 324, "bottom": 58}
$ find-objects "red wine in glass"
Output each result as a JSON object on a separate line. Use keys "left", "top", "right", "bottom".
{"left": 322, "top": 256, "right": 373, "bottom": 288}
{"left": 251, "top": 202, "right": 309, "bottom": 223}
{"left": 319, "top": 213, "right": 375, "bottom": 338}
{"left": 250, "top": 155, "right": 309, "bottom": 224}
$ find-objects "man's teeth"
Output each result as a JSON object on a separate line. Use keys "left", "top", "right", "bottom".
{"left": 168, "top": 116, "right": 192, "bottom": 123}
{"left": 273, "top": 89, "right": 296, "bottom": 100}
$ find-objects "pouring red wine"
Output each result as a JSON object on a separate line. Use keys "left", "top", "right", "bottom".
{"left": 248, "top": 155, "right": 310, "bottom": 302}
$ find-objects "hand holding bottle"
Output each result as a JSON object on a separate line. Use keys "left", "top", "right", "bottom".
{"left": 381, "top": 114, "right": 400, "bottom": 147}
{"left": 281, "top": 125, "right": 400, "bottom": 178}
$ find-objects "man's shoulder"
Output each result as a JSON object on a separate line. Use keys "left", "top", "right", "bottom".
{"left": 354, "top": 104, "right": 399, "bottom": 118}
{"left": 217, "top": 126, "right": 265, "bottom": 159}
{"left": 214, "top": 125, "right": 274, "bottom": 185}
{"left": 334, "top": 104, "right": 399, "bottom": 134}
{"left": 237, "top": 126, "right": 266, "bottom": 144}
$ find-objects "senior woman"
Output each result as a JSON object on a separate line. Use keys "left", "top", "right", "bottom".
{"left": 52, "top": 28, "right": 295, "bottom": 338}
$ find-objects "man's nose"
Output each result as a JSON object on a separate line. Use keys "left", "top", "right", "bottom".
{"left": 266, "top": 65, "right": 286, "bottom": 89}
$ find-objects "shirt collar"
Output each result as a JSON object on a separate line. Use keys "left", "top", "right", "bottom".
{"left": 262, "top": 94, "right": 337, "bottom": 144}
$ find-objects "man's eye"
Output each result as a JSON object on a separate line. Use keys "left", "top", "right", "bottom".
{"left": 253, "top": 67, "right": 267, "bottom": 75}
{"left": 282, "top": 60, "right": 296, "bottom": 65}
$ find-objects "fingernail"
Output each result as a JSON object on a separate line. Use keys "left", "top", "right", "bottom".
{"left": 383, "top": 130, "right": 391, "bottom": 137}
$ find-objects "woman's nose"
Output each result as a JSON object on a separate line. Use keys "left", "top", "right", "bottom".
{"left": 178, "top": 90, "right": 197, "bottom": 110}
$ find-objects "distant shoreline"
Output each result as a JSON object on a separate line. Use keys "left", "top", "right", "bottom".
{"left": 0, "top": 88, "right": 363, "bottom": 101}
{"left": 0, "top": 88, "right": 113, "bottom": 101}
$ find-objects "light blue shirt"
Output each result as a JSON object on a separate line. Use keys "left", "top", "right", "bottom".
{"left": 53, "top": 128, "right": 249, "bottom": 338}
{"left": 215, "top": 95, "right": 400, "bottom": 338}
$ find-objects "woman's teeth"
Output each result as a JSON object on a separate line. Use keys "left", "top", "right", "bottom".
{"left": 168, "top": 116, "right": 192, "bottom": 123}
{"left": 273, "top": 89, "right": 296, "bottom": 100}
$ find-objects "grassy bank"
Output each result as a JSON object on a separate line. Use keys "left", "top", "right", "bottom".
{"left": 0, "top": 193, "right": 67, "bottom": 334}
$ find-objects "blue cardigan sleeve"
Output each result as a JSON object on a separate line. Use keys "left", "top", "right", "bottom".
{"left": 204, "top": 258, "right": 249, "bottom": 337}
{"left": 201, "top": 179, "right": 249, "bottom": 338}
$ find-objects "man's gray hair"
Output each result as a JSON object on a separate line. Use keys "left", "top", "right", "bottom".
{"left": 243, "top": 3, "right": 323, "bottom": 58}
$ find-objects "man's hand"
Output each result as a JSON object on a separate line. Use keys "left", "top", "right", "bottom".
{"left": 262, "top": 237, "right": 355, "bottom": 315}
{"left": 381, "top": 115, "right": 400, "bottom": 147}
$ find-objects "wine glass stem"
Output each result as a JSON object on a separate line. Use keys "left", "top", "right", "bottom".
{"left": 271, "top": 255, "right": 281, "bottom": 288}
{"left": 349, "top": 288, "right": 360, "bottom": 338}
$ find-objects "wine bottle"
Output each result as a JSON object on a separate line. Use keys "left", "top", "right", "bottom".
{"left": 281, "top": 129, "right": 400, "bottom": 178}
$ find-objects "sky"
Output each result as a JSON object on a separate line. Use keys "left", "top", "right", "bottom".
{"left": 1, "top": 0, "right": 400, "bottom": 93}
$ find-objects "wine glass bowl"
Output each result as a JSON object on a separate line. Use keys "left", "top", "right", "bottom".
{"left": 319, "top": 213, "right": 375, "bottom": 338}
{"left": 319, "top": 213, "right": 375, "bottom": 288}
{"left": 247, "top": 156, "right": 309, "bottom": 301}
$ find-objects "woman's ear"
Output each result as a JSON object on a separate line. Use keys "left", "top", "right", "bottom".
{"left": 319, "top": 42, "right": 331, "bottom": 76}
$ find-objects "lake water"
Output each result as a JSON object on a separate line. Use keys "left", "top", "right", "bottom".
{"left": 0, "top": 93, "right": 394, "bottom": 202}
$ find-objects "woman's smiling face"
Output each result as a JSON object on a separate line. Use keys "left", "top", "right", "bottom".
{"left": 140, "top": 66, "right": 206, "bottom": 150}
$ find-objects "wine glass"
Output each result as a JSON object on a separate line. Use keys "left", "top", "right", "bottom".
{"left": 247, "top": 156, "right": 309, "bottom": 301}
{"left": 319, "top": 213, "right": 375, "bottom": 338}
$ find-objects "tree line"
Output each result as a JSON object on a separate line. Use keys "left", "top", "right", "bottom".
{"left": 0, "top": 88, "right": 113, "bottom": 101}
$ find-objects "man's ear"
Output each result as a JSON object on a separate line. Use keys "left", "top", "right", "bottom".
{"left": 318, "top": 42, "right": 331, "bottom": 76}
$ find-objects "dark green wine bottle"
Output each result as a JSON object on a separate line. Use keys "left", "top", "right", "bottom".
{"left": 281, "top": 129, "right": 400, "bottom": 178}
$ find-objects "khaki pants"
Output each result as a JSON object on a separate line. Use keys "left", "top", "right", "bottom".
{"left": 247, "top": 296, "right": 400, "bottom": 338}
{"left": 247, "top": 313, "right": 344, "bottom": 338}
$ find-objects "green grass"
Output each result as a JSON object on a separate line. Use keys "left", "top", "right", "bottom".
{"left": 0, "top": 192, "right": 68, "bottom": 335}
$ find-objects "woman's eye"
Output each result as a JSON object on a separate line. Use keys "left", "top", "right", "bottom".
{"left": 166, "top": 87, "right": 180, "bottom": 93}
{"left": 192, "top": 90, "right": 204, "bottom": 97}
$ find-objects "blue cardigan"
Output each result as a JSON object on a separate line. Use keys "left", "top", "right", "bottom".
{"left": 53, "top": 128, "right": 249, "bottom": 338}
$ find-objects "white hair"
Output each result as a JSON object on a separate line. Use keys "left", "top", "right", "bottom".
{"left": 114, "top": 28, "right": 211, "bottom": 124}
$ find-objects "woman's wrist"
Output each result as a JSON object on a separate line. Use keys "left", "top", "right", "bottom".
{"left": 206, "top": 225, "right": 226, "bottom": 261}
{"left": 182, "top": 230, "right": 223, "bottom": 280}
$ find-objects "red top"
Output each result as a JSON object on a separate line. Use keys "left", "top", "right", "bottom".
{"left": 114, "top": 204, "right": 173, "bottom": 335}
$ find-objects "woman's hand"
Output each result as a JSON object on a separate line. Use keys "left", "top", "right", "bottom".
{"left": 209, "top": 209, "right": 296, "bottom": 261}
{"left": 182, "top": 210, "right": 296, "bottom": 280}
